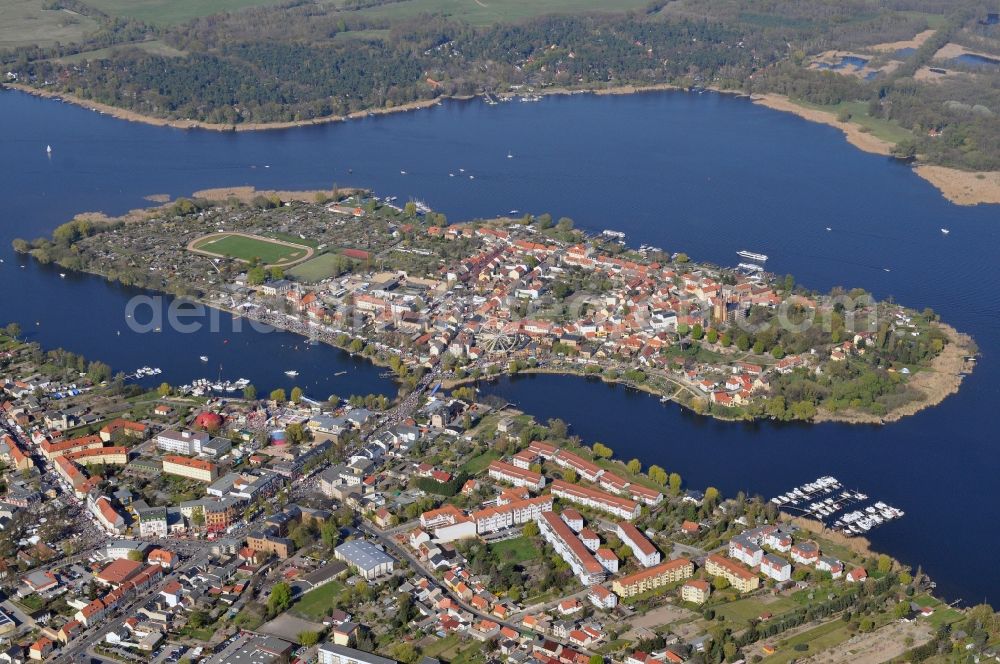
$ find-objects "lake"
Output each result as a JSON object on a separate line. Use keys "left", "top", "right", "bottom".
{"left": 1, "top": 87, "right": 998, "bottom": 604}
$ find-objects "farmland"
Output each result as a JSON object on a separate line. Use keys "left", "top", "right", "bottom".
{"left": 354, "top": 0, "right": 654, "bottom": 26}
{"left": 0, "top": 0, "right": 99, "bottom": 49}
{"left": 82, "top": 0, "right": 290, "bottom": 25}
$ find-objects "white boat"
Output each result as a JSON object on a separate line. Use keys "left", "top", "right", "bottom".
{"left": 59, "top": 273, "right": 66, "bottom": 278}
{"left": 825, "top": 227, "right": 832, "bottom": 231}
{"left": 507, "top": 153, "right": 513, "bottom": 159}
{"left": 400, "top": 170, "right": 407, "bottom": 175}
{"left": 941, "top": 228, "right": 950, "bottom": 235}
{"left": 46, "top": 144, "right": 52, "bottom": 154}
{"left": 285, "top": 370, "right": 299, "bottom": 377}
{"left": 736, "top": 250, "right": 768, "bottom": 262}
{"left": 200, "top": 356, "right": 209, "bottom": 362}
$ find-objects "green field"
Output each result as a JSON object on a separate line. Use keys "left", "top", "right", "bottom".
{"left": 354, "top": 0, "right": 652, "bottom": 26}
{"left": 287, "top": 253, "right": 346, "bottom": 282}
{"left": 460, "top": 449, "right": 500, "bottom": 474}
{"left": 791, "top": 99, "right": 914, "bottom": 145}
{"left": 191, "top": 233, "right": 310, "bottom": 265}
{"left": 488, "top": 536, "right": 540, "bottom": 563}
{"left": 0, "top": 0, "right": 99, "bottom": 48}
{"left": 56, "top": 39, "right": 186, "bottom": 63}
{"left": 714, "top": 596, "right": 799, "bottom": 626}
{"left": 290, "top": 581, "right": 344, "bottom": 620}
{"left": 83, "top": 0, "right": 291, "bottom": 25}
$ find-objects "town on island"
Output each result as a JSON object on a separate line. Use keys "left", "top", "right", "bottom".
{"left": 0, "top": 188, "right": 987, "bottom": 664}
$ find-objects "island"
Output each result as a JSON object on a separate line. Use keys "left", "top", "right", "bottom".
{"left": 13, "top": 188, "right": 977, "bottom": 424}
{"left": 0, "top": 322, "right": 994, "bottom": 664}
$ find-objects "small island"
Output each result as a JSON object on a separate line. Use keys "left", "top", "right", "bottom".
{"left": 14, "top": 187, "right": 976, "bottom": 424}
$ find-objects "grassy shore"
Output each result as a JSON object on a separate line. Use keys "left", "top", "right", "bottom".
{"left": 752, "top": 93, "right": 1000, "bottom": 206}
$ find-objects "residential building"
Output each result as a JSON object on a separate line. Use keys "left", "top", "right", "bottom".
{"left": 487, "top": 460, "right": 545, "bottom": 491}
{"left": 681, "top": 579, "right": 711, "bottom": 604}
{"left": 705, "top": 554, "right": 759, "bottom": 593}
{"left": 760, "top": 553, "right": 791, "bottom": 582}
{"left": 550, "top": 480, "right": 641, "bottom": 520}
{"left": 537, "top": 512, "right": 605, "bottom": 586}
{"left": 155, "top": 430, "right": 209, "bottom": 456}
{"left": 161, "top": 455, "right": 218, "bottom": 482}
{"left": 616, "top": 522, "right": 660, "bottom": 568}
{"left": 611, "top": 558, "right": 694, "bottom": 598}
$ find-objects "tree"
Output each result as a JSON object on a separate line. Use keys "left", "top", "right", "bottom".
{"left": 4, "top": 323, "right": 21, "bottom": 340}
{"left": 127, "top": 549, "right": 145, "bottom": 562}
{"left": 547, "top": 418, "right": 568, "bottom": 439}
{"left": 404, "top": 201, "right": 417, "bottom": 216}
{"left": 298, "top": 631, "right": 320, "bottom": 647}
{"left": 668, "top": 472, "right": 682, "bottom": 494}
{"left": 290, "top": 386, "right": 303, "bottom": 404}
{"left": 589, "top": 657, "right": 604, "bottom": 664}
{"left": 752, "top": 340, "right": 765, "bottom": 354}
{"left": 648, "top": 465, "right": 667, "bottom": 486}
{"left": 243, "top": 384, "right": 258, "bottom": 400}
{"left": 390, "top": 643, "right": 418, "bottom": 664}
{"left": 247, "top": 266, "right": 266, "bottom": 285}
{"left": 627, "top": 458, "right": 642, "bottom": 474}
{"left": 157, "top": 382, "right": 172, "bottom": 397}
{"left": 877, "top": 554, "right": 892, "bottom": 574}
{"left": 712, "top": 576, "right": 730, "bottom": 591}
{"left": 191, "top": 506, "right": 205, "bottom": 529}
{"left": 563, "top": 469, "right": 578, "bottom": 483}
{"left": 270, "top": 388, "right": 287, "bottom": 403}
{"left": 268, "top": 582, "right": 293, "bottom": 614}
{"left": 736, "top": 335, "right": 750, "bottom": 351}
{"left": 592, "top": 442, "right": 613, "bottom": 458}
{"left": 270, "top": 266, "right": 284, "bottom": 280}
{"left": 691, "top": 324, "right": 704, "bottom": 341}
{"left": 522, "top": 520, "right": 539, "bottom": 537}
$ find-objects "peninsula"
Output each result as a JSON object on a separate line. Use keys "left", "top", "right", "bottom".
{"left": 14, "top": 189, "right": 976, "bottom": 425}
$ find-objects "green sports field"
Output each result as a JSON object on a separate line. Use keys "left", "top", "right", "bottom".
{"left": 190, "top": 233, "right": 311, "bottom": 265}
{"left": 286, "top": 253, "right": 347, "bottom": 283}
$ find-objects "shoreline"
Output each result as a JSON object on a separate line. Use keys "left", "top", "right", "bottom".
{"left": 751, "top": 93, "right": 1000, "bottom": 206}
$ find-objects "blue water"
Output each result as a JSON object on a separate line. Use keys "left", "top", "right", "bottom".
{"left": 894, "top": 47, "right": 917, "bottom": 59}
{"left": 815, "top": 55, "right": 869, "bottom": 71}
{"left": 2, "top": 87, "right": 999, "bottom": 603}
{"left": 953, "top": 53, "right": 1000, "bottom": 69}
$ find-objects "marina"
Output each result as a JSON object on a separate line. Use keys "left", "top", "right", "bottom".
{"left": 771, "top": 476, "right": 905, "bottom": 537}
{"left": 176, "top": 377, "right": 251, "bottom": 396}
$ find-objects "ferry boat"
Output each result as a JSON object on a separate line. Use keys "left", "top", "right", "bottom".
{"left": 736, "top": 250, "right": 768, "bottom": 262}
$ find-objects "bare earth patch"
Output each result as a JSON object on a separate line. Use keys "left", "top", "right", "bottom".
{"left": 867, "top": 29, "right": 937, "bottom": 52}
{"left": 914, "top": 166, "right": 1000, "bottom": 206}
{"left": 801, "top": 620, "right": 933, "bottom": 664}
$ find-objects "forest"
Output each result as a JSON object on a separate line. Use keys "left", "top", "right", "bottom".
{"left": 1, "top": 0, "right": 999, "bottom": 169}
